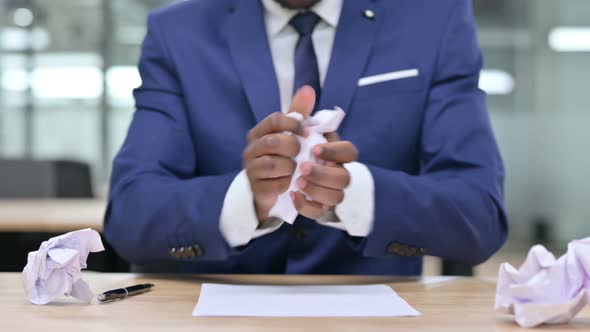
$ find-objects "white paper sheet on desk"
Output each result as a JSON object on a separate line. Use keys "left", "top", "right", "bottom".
{"left": 193, "top": 283, "right": 421, "bottom": 317}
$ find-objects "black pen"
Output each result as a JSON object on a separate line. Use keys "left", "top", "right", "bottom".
{"left": 97, "top": 283, "right": 154, "bottom": 303}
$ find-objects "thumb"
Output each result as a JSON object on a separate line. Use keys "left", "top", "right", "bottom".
{"left": 288, "top": 85, "right": 316, "bottom": 119}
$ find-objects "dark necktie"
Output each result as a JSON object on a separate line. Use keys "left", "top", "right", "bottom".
{"left": 289, "top": 12, "right": 322, "bottom": 104}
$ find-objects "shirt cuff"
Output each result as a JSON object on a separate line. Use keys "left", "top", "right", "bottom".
{"left": 316, "top": 162, "right": 375, "bottom": 237}
{"left": 219, "top": 170, "right": 284, "bottom": 247}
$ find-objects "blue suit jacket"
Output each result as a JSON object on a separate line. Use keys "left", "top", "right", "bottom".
{"left": 104, "top": 0, "right": 508, "bottom": 275}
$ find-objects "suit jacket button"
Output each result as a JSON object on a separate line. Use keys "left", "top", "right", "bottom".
{"left": 406, "top": 247, "right": 418, "bottom": 257}
{"left": 192, "top": 244, "right": 203, "bottom": 257}
{"left": 387, "top": 242, "right": 401, "bottom": 254}
{"left": 174, "top": 249, "right": 183, "bottom": 259}
{"left": 179, "top": 247, "right": 187, "bottom": 259}
{"left": 186, "top": 247, "right": 196, "bottom": 258}
{"left": 403, "top": 245, "right": 414, "bottom": 256}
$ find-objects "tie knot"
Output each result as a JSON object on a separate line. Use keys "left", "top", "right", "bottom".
{"left": 289, "top": 11, "right": 321, "bottom": 36}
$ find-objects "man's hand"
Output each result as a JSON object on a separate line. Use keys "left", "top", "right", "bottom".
{"left": 244, "top": 86, "right": 316, "bottom": 222}
{"left": 292, "top": 132, "right": 359, "bottom": 219}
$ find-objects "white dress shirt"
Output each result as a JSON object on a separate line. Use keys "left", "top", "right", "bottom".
{"left": 219, "top": 0, "right": 375, "bottom": 247}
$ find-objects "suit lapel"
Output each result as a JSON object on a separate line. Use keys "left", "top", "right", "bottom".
{"left": 318, "top": 0, "right": 384, "bottom": 114}
{"left": 227, "top": 0, "right": 281, "bottom": 123}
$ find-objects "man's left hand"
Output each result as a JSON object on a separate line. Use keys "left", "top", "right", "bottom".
{"left": 292, "top": 133, "right": 358, "bottom": 219}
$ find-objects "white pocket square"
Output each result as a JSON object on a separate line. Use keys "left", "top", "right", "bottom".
{"left": 358, "top": 68, "right": 419, "bottom": 87}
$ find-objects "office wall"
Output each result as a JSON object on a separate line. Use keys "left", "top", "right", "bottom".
{"left": 491, "top": 111, "right": 590, "bottom": 244}
{"left": 482, "top": 0, "right": 590, "bottom": 244}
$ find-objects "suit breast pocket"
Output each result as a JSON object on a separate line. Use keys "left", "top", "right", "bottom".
{"left": 354, "top": 69, "right": 425, "bottom": 101}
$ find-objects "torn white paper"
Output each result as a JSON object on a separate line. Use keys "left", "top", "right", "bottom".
{"left": 495, "top": 237, "right": 590, "bottom": 328}
{"left": 268, "top": 107, "right": 346, "bottom": 224}
{"left": 193, "top": 283, "right": 421, "bottom": 317}
{"left": 22, "top": 228, "right": 105, "bottom": 305}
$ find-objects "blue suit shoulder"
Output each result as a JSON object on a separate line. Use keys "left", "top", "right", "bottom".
{"left": 380, "top": 0, "right": 473, "bottom": 25}
{"left": 381, "top": 0, "right": 470, "bottom": 13}
{"left": 148, "top": 0, "right": 232, "bottom": 29}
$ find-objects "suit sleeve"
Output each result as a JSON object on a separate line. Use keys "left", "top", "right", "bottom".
{"left": 362, "top": 1, "right": 508, "bottom": 265}
{"left": 103, "top": 13, "right": 235, "bottom": 264}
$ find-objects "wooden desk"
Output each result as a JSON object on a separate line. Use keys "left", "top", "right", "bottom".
{"left": 2, "top": 273, "right": 589, "bottom": 331}
{"left": 0, "top": 199, "right": 105, "bottom": 233}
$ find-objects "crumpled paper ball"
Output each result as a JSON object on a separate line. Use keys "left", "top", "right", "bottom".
{"left": 22, "top": 228, "right": 105, "bottom": 305}
{"left": 495, "top": 237, "right": 590, "bottom": 328}
{"left": 268, "top": 107, "right": 346, "bottom": 224}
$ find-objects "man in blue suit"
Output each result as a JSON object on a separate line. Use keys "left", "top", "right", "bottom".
{"left": 104, "top": 0, "right": 508, "bottom": 275}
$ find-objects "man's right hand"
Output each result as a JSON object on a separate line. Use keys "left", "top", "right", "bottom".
{"left": 243, "top": 86, "right": 316, "bottom": 222}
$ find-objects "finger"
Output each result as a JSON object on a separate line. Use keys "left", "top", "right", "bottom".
{"left": 312, "top": 141, "right": 359, "bottom": 164}
{"left": 254, "top": 177, "right": 291, "bottom": 198}
{"left": 324, "top": 131, "right": 340, "bottom": 142}
{"left": 288, "top": 85, "right": 316, "bottom": 119}
{"left": 243, "top": 133, "right": 300, "bottom": 161}
{"left": 296, "top": 177, "right": 344, "bottom": 206}
{"left": 247, "top": 112, "right": 305, "bottom": 143}
{"left": 291, "top": 191, "right": 328, "bottom": 220}
{"left": 246, "top": 156, "right": 296, "bottom": 179}
{"left": 300, "top": 162, "right": 350, "bottom": 190}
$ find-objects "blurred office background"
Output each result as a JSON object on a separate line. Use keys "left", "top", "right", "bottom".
{"left": 0, "top": 0, "right": 588, "bottom": 273}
